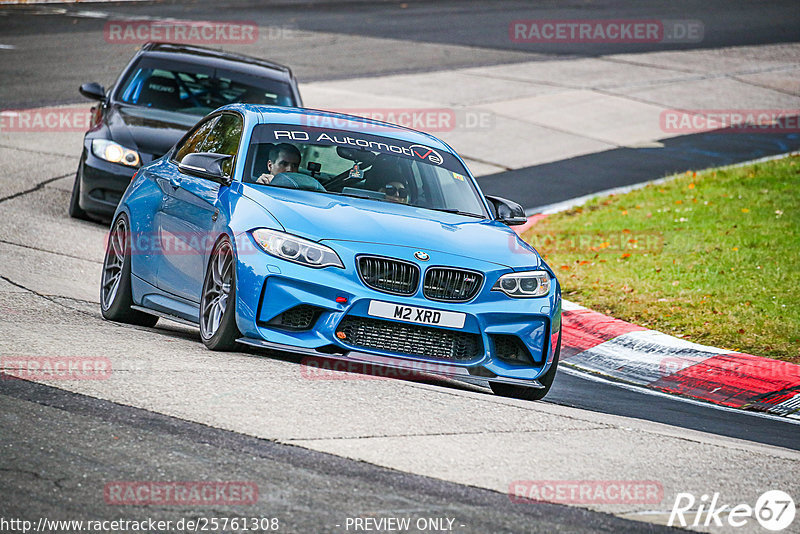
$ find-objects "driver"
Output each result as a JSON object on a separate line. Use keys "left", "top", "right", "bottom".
{"left": 256, "top": 143, "right": 301, "bottom": 185}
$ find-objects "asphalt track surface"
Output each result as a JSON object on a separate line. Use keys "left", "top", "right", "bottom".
{"left": 1, "top": 378, "right": 677, "bottom": 534}
{"left": 1, "top": 1, "right": 799, "bottom": 532}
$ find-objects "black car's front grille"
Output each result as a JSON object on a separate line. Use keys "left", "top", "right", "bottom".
{"left": 266, "top": 305, "right": 321, "bottom": 330}
{"left": 358, "top": 256, "right": 420, "bottom": 296}
{"left": 337, "top": 316, "right": 483, "bottom": 362}
{"left": 423, "top": 267, "right": 483, "bottom": 302}
{"left": 491, "top": 334, "right": 533, "bottom": 365}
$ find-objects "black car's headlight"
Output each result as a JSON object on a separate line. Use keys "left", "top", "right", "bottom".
{"left": 91, "top": 139, "right": 141, "bottom": 167}
{"left": 492, "top": 271, "right": 550, "bottom": 298}
{"left": 252, "top": 229, "right": 344, "bottom": 269}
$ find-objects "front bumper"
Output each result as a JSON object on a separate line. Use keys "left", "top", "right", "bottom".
{"left": 234, "top": 235, "right": 561, "bottom": 385}
{"left": 78, "top": 142, "right": 154, "bottom": 218}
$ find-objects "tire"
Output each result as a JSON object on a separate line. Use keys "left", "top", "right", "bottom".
{"left": 100, "top": 214, "right": 158, "bottom": 327}
{"left": 490, "top": 330, "right": 561, "bottom": 401}
{"left": 68, "top": 164, "right": 92, "bottom": 221}
{"left": 199, "top": 237, "right": 241, "bottom": 351}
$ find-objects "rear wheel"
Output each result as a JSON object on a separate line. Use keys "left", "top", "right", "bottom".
{"left": 199, "top": 237, "right": 241, "bottom": 351}
{"left": 100, "top": 214, "right": 158, "bottom": 327}
{"left": 490, "top": 330, "right": 561, "bottom": 401}
{"left": 68, "top": 164, "right": 92, "bottom": 221}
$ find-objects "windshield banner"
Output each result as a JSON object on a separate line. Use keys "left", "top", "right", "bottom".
{"left": 251, "top": 123, "right": 466, "bottom": 171}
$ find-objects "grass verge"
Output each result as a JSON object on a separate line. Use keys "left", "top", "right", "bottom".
{"left": 522, "top": 154, "right": 800, "bottom": 363}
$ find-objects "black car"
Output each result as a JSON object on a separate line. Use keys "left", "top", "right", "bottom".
{"left": 70, "top": 42, "right": 303, "bottom": 221}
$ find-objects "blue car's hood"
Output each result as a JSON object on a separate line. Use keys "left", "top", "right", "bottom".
{"left": 242, "top": 186, "right": 542, "bottom": 269}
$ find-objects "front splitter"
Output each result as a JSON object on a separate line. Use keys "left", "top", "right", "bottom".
{"left": 236, "top": 337, "right": 544, "bottom": 390}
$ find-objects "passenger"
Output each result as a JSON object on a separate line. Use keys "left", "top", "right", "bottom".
{"left": 364, "top": 154, "right": 411, "bottom": 204}
{"left": 380, "top": 181, "right": 410, "bottom": 204}
{"left": 256, "top": 143, "right": 301, "bottom": 185}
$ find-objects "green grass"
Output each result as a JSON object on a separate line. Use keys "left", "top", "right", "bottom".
{"left": 522, "top": 154, "right": 800, "bottom": 363}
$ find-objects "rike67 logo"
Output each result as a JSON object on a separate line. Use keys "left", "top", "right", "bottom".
{"left": 669, "top": 490, "right": 795, "bottom": 531}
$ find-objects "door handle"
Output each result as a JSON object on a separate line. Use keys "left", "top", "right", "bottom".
{"left": 169, "top": 176, "right": 181, "bottom": 190}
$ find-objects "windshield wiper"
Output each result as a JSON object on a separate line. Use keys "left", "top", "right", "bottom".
{"left": 330, "top": 192, "right": 485, "bottom": 218}
{"left": 333, "top": 191, "right": 382, "bottom": 201}
{"left": 425, "top": 207, "right": 485, "bottom": 218}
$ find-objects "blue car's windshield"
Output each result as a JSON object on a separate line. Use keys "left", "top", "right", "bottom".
{"left": 244, "top": 123, "right": 489, "bottom": 218}
{"left": 115, "top": 58, "right": 295, "bottom": 116}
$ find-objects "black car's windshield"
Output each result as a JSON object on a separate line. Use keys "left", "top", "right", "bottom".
{"left": 115, "top": 57, "right": 295, "bottom": 116}
{"left": 243, "top": 123, "right": 488, "bottom": 218}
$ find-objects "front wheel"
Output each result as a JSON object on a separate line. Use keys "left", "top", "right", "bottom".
{"left": 199, "top": 237, "right": 241, "bottom": 351}
{"left": 490, "top": 330, "right": 561, "bottom": 401}
{"left": 68, "top": 164, "right": 92, "bottom": 221}
{"left": 100, "top": 214, "right": 158, "bottom": 327}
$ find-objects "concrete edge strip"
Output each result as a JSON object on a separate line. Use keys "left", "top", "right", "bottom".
{"left": 512, "top": 152, "right": 800, "bottom": 418}
{"left": 558, "top": 312, "right": 800, "bottom": 419}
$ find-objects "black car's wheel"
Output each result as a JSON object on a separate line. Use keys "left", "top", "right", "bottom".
{"left": 68, "top": 163, "right": 92, "bottom": 221}
{"left": 199, "top": 237, "right": 241, "bottom": 351}
{"left": 490, "top": 330, "right": 561, "bottom": 401}
{"left": 100, "top": 214, "right": 158, "bottom": 327}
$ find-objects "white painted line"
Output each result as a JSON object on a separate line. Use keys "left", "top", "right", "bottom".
{"left": 69, "top": 10, "right": 110, "bottom": 19}
{"left": 559, "top": 364, "right": 800, "bottom": 426}
{"left": 0, "top": 44, "right": 16, "bottom": 50}
{"left": 560, "top": 299, "right": 587, "bottom": 312}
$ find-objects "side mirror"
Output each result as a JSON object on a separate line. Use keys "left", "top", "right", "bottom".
{"left": 485, "top": 195, "right": 527, "bottom": 226}
{"left": 79, "top": 82, "right": 106, "bottom": 101}
{"left": 179, "top": 152, "right": 233, "bottom": 185}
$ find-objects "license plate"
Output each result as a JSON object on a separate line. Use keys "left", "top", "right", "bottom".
{"left": 367, "top": 300, "right": 466, "bottom": 329}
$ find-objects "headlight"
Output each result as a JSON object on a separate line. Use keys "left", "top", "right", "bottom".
{"left": 91, "top": 139, "right": 140, "bottom": 167}
{"left": 492, "top": 271, "right": 550, "bottom": 298}
{"left": 252, "top": 228, "right": 344, "bottom": 269}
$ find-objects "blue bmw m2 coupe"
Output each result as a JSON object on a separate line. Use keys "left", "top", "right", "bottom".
{"left": 100, "top": 104, "right": 562, "bottom": 400}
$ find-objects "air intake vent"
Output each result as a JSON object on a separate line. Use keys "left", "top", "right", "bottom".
{"left": 357, "top": 256, "right": 420, "bottom": 296}
{"left": 337, "top": 316, "right": 483, "bottom": 362}
{"left": 423, "top": 267, "right": 483, "bottom": 302}
{"left": 491, "top": 334, "right": 533, "bottom": 365}
{"left": 266, "top": 305, "right": 321, "bottom": 330}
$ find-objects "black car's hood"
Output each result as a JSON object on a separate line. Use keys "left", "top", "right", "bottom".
{"left": 107, "top": 104, "right": 199, "bottom": 158}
